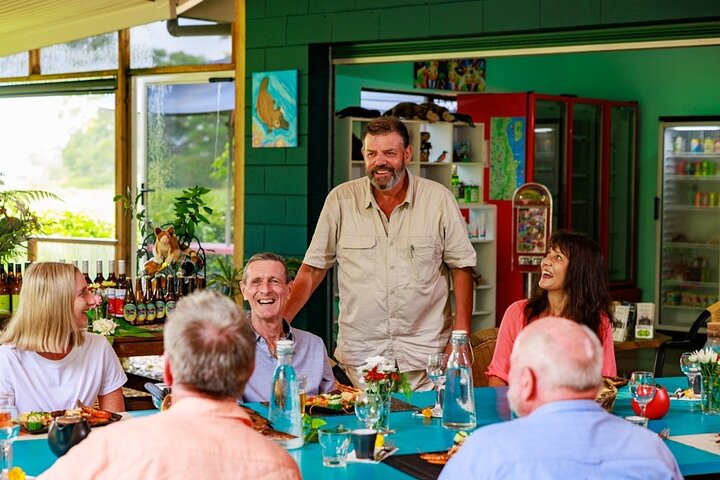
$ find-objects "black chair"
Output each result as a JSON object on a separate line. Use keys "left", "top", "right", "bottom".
{"left": 654, "top": 300, "right": 720, "bottom": 376}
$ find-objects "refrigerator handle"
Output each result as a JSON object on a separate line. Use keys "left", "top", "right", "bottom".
{"left": 654, "top": 196, "right": 660, "bottom": 221}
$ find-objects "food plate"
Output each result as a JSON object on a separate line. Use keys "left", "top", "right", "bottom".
{"left": 305, "top": 387, "right": 360, "bottom": 415}
{"left": 19, "top": 408, "right": 122, "bottom": 435}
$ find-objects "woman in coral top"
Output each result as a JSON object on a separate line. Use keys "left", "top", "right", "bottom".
{"left": 487, "top": 230, "right": 617, "bottom": 386}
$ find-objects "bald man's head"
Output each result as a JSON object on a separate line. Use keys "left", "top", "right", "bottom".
{"left": 507, "top": 317, "right": 603, "bottom": 416}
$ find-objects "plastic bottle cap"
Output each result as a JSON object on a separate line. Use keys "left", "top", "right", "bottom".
{"left": 451, "top": 330, "right": 467, "bottom": 338}
{"left": 276, "top": 339, "right": 294, "bottom": 352}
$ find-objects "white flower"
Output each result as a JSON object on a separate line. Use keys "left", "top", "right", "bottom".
{"left": 357, "top": 355, "right": 395, "bottom": 376}
{"left": 92, "top": 318, "right": 118, "bottom": 336}
{"left": 689, "top": 348, "right": 719, "bottom": 364}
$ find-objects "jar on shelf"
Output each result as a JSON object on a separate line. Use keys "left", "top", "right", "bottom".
{"left": 704, "top": 322, "right": 720, "bottom": 353}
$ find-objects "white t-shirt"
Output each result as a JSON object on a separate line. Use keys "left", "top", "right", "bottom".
{"left": 0, "top": 332, "right": 127, "bottom": 413}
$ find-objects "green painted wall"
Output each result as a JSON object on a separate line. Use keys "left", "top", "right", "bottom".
{"left": 335, "top": 45, "right": 720, "bottom": 303}
{"left": 245, "top": 1, "right": 720, "bottom": 335}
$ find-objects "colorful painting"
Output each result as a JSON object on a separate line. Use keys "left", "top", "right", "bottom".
{"left": 490, "top": 117, "right": 525, "bottom": 200}
{"left": 413, "top": 59, "right": 486, "bottom": 92}
{"left": 252, "top": 70, "right": 297, "bottom": 148}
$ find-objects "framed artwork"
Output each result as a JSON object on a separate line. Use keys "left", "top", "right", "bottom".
{"left": 251, "top": 70, "right": 297, "bottom": 148}
{"left": 413, "top": 59, "right": 486, "bottom": 92}
{"left": 489, "top": 117, "right": 526, "bottom": 200}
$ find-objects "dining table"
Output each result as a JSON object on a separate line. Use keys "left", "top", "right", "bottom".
{"left": 13, "top": 377, "right": 720, "bottom": 479}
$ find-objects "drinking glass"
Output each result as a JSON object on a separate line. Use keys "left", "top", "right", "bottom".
{"left": 427, "top": 352, "right": 447, "bottom": 416}
{"left": 354, "top": 391, "right": 381, "bottom": 430}
{"left": 680, "top": 352, "right": 701, "bottom": 393}
{"left": 298, "top": 375, "right": 308, "bottom": 415}
{"left": 318, "top": 426, "right": 351, "bottom": 467}
{"left": 629, "top": 371, "right": 656, "bottom": 420}
{"left": 0, "top": 394, "right": 20, "bottom": 479}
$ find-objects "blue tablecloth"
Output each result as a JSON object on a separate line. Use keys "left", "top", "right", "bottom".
{"left": 14, "top": 378, "right": 720, "bottom": 479}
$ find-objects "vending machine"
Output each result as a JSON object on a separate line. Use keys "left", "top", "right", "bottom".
{"left": 512, "top": 183, "right": 552, "bottom": 297}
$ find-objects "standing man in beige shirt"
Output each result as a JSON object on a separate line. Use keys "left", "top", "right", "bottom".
{"left": 284, "top": 116, "right": 476, "bottom": 390}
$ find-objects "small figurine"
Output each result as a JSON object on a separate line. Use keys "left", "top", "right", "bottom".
{"left": 420, "top": 132, "right": 432, "bottom": 162}
{"left": 435, "top": 150, "right": 448, "bottom": 163}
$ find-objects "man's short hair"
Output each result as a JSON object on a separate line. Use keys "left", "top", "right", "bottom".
{"left": 361, "top": 116, "right": 410, "bottom": 149}
{"left": 241, "top": 252, "right": 290, "bottom": 284}
{"left": 164, "top": 290, "right": 255, "bottom": 398}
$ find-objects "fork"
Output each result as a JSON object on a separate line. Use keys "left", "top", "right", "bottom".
{"left": 658, "top": 427, "right": 671, "bottom": 439}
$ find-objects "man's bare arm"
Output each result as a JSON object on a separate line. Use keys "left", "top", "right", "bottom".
{"left": 283, "top": 263, "right": 329, "bottom": 322}
{"left": 450, "top": 266, "right": 474, "bottom": 334}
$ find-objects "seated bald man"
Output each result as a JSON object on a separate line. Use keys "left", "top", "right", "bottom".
{"left": 440, "top": 316, "right": 682, "bottom": 479}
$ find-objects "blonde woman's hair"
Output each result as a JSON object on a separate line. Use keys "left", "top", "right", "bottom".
{"left": 0, "top": 262, "right": 85, "bottom": 353}
{"left": 165, "top": 290, "right": 255, "bottom": 398}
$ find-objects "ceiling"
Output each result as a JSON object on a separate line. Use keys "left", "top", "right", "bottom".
{"left": 0, "top": 0, "right": 235, "bottom": 59}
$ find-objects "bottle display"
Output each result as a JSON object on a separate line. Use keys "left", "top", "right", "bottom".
{"left": 442, "top": 330, "right": 476, "bottom": 430}
{"left": 10, "top": 264, "right": 22, "bottom": 314}
{"left": 0, "top": 270, "right": 10, "bottom": 315}
{"left": 165, "top": 275, "right": 177, "bottom": 315}
{"left": 106, "top": 260, "right": 117, "bottom": 316}
{"left": 93, "top": 259, "right": 104, "bottom": 285}
{"left": 153, "top": 277, "right": 166, "bottom": 323}
{"left": 143, "top": 276, "right": 156, "bottom": 324}
{"left": 123, "top": 279, "right": 137, "bottom": 325}
{"left": 268, "top": 339, "right": 304, "bottom": 450}
{"left": 81, "top": 260, "right": 91, "bottom": 285}
{"left": 135, "top": 278, "right": 146, "bottom": 325}
{"left": 114, "top": 260, "right": 128, "bottom": 319}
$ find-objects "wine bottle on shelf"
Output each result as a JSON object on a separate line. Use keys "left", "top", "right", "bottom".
{"left": 165, "top": 275, "right": 177, "bottom": 316}
{"left": 6, "top": 264, "right": 14, "bottom": 314}
{"left": 11, "top": 263, "right": 22, "bottom": 314}
{"left": 114, "top": 260, "right": 128, "bottom": 319}
{"left": 144, "top": 276, "right": 156, "bottom": 324}
{"left": 106, "top": 260, "right": 117, "bottom": 316}
{"left": 94, "top": 259, "right": 105, "bottom": 285}
{"left": 0, "top": 264, "right": 5, "bottom": 284}
{"left": 135, "top": 278, "right": 146, "bottom": 325}
{"left": 81, "top": 260, "right": 91, "bottom": 285}
{"left": 0, "top": 271, "right": 10, "bottom": 315}
{"left": 122, "top": 279, "right": 137, "bottom": 326}
{"left": 154, "top": 276, "right": 166, "bottom": 324}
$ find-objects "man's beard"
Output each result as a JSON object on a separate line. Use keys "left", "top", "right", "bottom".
{"left": 367, "top": 164, "right": 405, "bottom": 190}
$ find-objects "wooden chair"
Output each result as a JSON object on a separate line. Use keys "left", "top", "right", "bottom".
{"left": 469, "top": 327, "right": 499, "bottom": 387}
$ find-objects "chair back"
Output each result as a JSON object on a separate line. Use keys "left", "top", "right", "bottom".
{"left": 469, "top": 327, "right": 499, "bottom": 387}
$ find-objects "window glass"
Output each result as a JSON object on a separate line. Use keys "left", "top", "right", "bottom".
{"left": 0, "top": 93, "right": 116, "bottom": 263}
{"left": 130, "top": 20, "right": 231, "bottom": 69}
{"left": 0, "top": 52, "right": 28, "bottom": 78}
{"left": 40, "top": 33, "right": 118, "bottom": 74}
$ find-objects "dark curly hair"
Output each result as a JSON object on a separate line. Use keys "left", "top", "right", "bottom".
{"left": 524, "top": 230, "right": 612, "bottom": 338}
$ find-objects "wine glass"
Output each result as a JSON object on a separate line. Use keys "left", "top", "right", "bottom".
{"left": 427, "top": 353, "right": 447, "bottom": 416}
{"left": 354, "top": 391, "right": 381, "bottom": 430}
{"left": 680, "top": 352, "right": 701, "bottom": 394}
{"left": 0, "top": 393, "right": 20, "bottom": 479}
{"left": 629, "top": 371, "right": 656, "bottom": 421}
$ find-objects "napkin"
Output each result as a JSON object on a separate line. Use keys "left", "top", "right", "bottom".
{"left": 347, "top": 447, "right": 399, "bottom": 464}
{"left": 668, "top": 433, "right": 720, "bottom": 455}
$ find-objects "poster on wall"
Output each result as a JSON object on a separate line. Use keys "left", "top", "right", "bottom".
{"left": 252, "top": 70, "right": 297, "bottom": 148}
{"left": 413, "top": 59, "right": 486, "bottom": 92}
{"left": 489, "top": 117, "right": 525, "bottom": 200}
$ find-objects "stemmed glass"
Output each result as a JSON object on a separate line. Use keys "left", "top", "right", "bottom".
{"left": 427, "top": 353, "right": 447, "bottom": 416}
{"left": 0, "top": 394, "right": 20, "bottom": 479}
{"left": 629, "top": 371, "right": 657, "bottom": 421}
{"left": 680, "top": 352, "right": 701, "bottom": 394}
{"left": 354, "top": 391, "right": 381, "bottom": 430}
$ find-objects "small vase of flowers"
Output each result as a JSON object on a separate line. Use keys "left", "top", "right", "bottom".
{"left": 689, "top": 348, "right": 720, "bottom": 415}
{"left": 357, "top": 356, "right": 411, "bottom": 432}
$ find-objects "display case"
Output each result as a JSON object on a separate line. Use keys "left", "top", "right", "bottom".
{"left": 656, "top": 117, "right": 720, "bottom": 331}
{"left": 334, "top": 116, "right": 496, "bottom": 332}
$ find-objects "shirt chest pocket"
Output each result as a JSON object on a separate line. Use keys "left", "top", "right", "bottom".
{"left": 407, "top": 237, "right": 442, "bottom": 287}
{"left": 338, "top": 236, "right": 376, "bottom": 285}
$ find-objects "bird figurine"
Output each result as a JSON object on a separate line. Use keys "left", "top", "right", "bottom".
{"left": 435, "top": 150, "right": 448, "bottom": 163}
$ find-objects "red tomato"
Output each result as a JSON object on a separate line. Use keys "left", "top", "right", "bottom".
{"left": 631, "top": 384, "right": 670, "bottom": 419}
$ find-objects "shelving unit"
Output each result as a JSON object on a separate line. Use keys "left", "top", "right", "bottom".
{"left": 656, "top": 118, "right": 720, "bottom": 332}
{"left": 335, "top": 116, "right": 496, "bottom": 332}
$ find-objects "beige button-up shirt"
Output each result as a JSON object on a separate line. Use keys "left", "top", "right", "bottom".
{"left": 304, "top": 171, "right": 476, "bottom": 372}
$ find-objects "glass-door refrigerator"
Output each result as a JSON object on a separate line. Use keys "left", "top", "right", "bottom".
{"left": 657, "top": 116, "right": 720, "bottom": 332}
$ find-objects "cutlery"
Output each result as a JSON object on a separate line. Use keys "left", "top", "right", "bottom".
{"left": 658, "top": 427, "right": 671, "bottom": 439}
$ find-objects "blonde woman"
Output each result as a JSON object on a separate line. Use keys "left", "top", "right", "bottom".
{"left": 0, "top": 262, "right": 126, "bottom": 412}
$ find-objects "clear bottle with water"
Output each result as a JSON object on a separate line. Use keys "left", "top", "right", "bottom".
{"left": 268, "top": 339, "right": 304, "bottom": 449}
{"left": 442, "top": 330, "right": 476, "bottom": 430}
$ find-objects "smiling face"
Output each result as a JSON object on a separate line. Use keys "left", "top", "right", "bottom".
{"left": 538, "top": 246, "right": 569, "bottom": 293}
{"left": 73, "top": 270, "right": 96, "bottom": 329}
{"left": 362, "top": 132, "right": 412, "bottom": 192}
{"left": 240, "top": 259, "right": 291, "bottom": 324}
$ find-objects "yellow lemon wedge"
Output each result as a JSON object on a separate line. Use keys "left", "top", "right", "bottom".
{"left": 8, "top": 466, "right": 26, "bottom": 480}
{"left": 422, "top": 407, "right": 433, "bottom": 418}
{"left": 375, "top": 433, "right": 385, "bottom": 448}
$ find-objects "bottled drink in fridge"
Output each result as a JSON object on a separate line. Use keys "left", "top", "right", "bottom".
{"left": 442, "top": 330, "right": 476, "bottom": 430}
{"left": 268, "top": 340, "right": 304, "bottom": 450}
{"left": 114, "top": 260, "right": 128, "bottom": 319}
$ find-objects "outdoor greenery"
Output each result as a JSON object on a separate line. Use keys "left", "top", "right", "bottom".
{"left": 41, "top": 211, "right": 113, "bottom": 238}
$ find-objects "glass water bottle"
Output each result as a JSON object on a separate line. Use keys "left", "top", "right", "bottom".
{"left": 268, "top": 339, "right": 304, "bottom": 449}
{"left": 442, "top": 330, "right": 476, "bottom": 430}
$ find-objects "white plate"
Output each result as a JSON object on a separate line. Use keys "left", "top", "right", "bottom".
{"left": 671, "top": 396, "right": 700, "bottom": 402}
